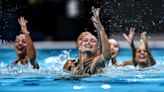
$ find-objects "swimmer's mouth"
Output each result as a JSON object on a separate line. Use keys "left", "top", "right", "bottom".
{"left": 85, "top": 45, "right": 92, "bottom": 49}
{"left": 111, "top": 52, "right": 115, "bottom": 55}
{"left": 139, "top": 54, "right": 146, "bottom": 59}
{"left": 17, "top": 46, "right": 25, "bottom": 50}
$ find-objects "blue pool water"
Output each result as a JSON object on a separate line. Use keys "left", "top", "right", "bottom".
{"left": 0, "top": 48, "right": 164, "bottom": 92}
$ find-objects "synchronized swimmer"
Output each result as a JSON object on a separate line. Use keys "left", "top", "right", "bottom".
{"left": 10, "top": 17, "right": 39, "bottom": 69}
{"left": 6, "top": 7, "right": 156, "bottom": 76}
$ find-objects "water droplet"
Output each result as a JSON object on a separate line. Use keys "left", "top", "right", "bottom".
{"left": 118, "top": 3, "right": 120, "bottom": 6}
{"left": 151, "top": 21, "right": 155, "bottom": 26}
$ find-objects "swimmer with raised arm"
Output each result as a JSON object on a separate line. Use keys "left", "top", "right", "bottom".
{"left": 92, "top": 7, "right": 119, "bottom": 65}
{"left": 114, "top": 28, "right": 156, "bottom": 68}
{"left": 11, "top": 17, "right": 39, "bottom": 69}
{"left": 63, "top": 32, "right": 92, "bottom": 70}
{"left": 63, "top": 8, "right": 111, "bottom": 75}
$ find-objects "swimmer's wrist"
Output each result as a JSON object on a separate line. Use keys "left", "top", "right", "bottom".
{"left": 24, "top": 31, "right": 30, "bottom": 35}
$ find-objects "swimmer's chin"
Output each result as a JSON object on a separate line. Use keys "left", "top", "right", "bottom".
{"left": 16, "top": 49, "right": 26, "bottom": 55}
{"left": 82, "top": 50, "right": 96, "bottom": 55}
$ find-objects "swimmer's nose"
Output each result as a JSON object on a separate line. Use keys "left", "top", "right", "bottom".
{"left": 140, "top": 51, "right": 145, "bottom": 54}
{"left": 86, "top": 40, "right": 91, "bottom": 44}
{"left": 18, "top": 41, "right": 23, "bottom": 45}
{"left": 110, "top": 46, "right": 114, "bottom": 51}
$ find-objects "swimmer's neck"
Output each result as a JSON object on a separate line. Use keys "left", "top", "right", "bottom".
{"left": 137, "top": 61, "right": 149, "bottom": 68}
{"left": 17, "top": 53, "right": 26, "bottom": 60}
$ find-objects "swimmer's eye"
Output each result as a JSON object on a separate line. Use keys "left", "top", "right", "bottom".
{"left": 143, "top": 50, "right": 147, "bottom": 53}
{"left": 90, "top": 39, "right": 96, "bottom": 43}
{"left": 21, "top": 39, "right": 27, "bottom": 43}
{"left": 137, "top": 50, "right": 141, "bottom": 53}
{"left": 82, "top": 38, "right": 88, "bottom": 42}
{"left": 15, "top": 40, "right": 19, "bottom": 43}
{"left": 114, "top": 45, "right": 118, "bottom": 48}
{"left": 137, "top": 50, "right": 147, "bottom": 53}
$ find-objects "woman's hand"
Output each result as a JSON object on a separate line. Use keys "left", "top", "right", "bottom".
{"left": 123, "top": 27, "right": 135, "bottom": 44}
{"left": 92, "top": 7, "right": 100, "bottom": 20}
{"left": 18, "top": 16, "right": 29, "bottom": 34}
{"left": 141, "top": 32, "right": 147, "bottom": 41}
{"left": 141, "top": 31, "right": 148, "bottom": 47}
{"left": 91, "top": 7, "right": 103, "bottom": 31}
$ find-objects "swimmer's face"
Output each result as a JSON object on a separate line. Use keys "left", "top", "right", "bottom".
{"left": 14, "top": 34, "right": 27, "bottom": 55}
{"left": 80, "top": 34, "right": 98, "bottom": 53}
{"left": 108, "top": 39, "right": 119, "bottom": 58}
{"left": 135, "top": 45, "right": 148, "bottom": 63}
{"left": 77, "top": 32, "right": 91, "bottom": 48}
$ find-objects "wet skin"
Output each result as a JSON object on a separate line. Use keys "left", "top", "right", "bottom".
{"left": 108, "top": 39, "right": 119, "bottom": 59}
{"left": 15, "top": 34, "right": 27, "bottom": 55}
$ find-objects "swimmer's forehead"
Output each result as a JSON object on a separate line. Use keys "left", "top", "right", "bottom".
{"left": 16, "top": 34, "right": 26, "bottom": 39}
{"left": 82, "top": 34, "right": 97, "bottom": 40}
{"left": 78, "top": 32, "right": 92, "bottom": 40}
{"left": 108, "top": 39, "right": 118, "bottom": 44}
{"left": 80, "top": 32, "right": 91, "bottom": 36}
{"left": 136, "top": 39, "right": 146, "bottom": 50}
{"left": 137, "top": 45, "right": 146, "bottom": 50}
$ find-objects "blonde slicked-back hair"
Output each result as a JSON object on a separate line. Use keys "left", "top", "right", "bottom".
{"left": 77, "top": 32, "right": 92, "bottom": 42}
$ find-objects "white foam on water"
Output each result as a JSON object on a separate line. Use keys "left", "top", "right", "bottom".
{"left": 100, "top": 84, "right": 111, "bottom": 89}
{"left": 73, "top": 85, "right": 85, "bottom": 90}
{"left": 1, "top": 49, "right": 164, "bottom": 82}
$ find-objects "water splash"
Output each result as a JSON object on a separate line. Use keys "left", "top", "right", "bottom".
{"left": 0, "top": 50, "right": 74, "bottom": 77}
{"left": 94, "top": 0, "right": 164, "bottom": 37}
{"left": 0, "top": 0, "right": 27, "bottom": 41}
{"left": 102, "top": 61, "right": 164, "bottom": 77}
{"left": 0, "top": 49, "right": 164, "bottom": 81}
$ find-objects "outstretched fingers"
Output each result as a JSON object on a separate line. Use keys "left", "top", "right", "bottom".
{"left": 123, "top": 27, "right": 135, "bottom": 44}
{"left": 129, "top": 27, "right": 135, "bottom": 36}
{"left": 92, "top": 7, "right": 100, "bottom": 19}
{"left": 18, "top": 16, "right": 28, "bottom": 26}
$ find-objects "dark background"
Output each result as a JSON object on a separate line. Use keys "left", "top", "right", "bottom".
{"left": 0, "top": 0, "right": 164, "bottom": 41}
